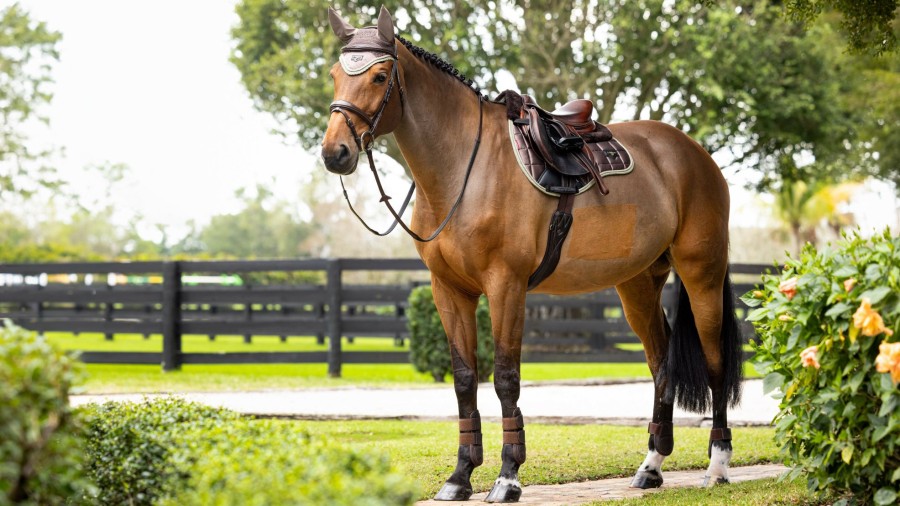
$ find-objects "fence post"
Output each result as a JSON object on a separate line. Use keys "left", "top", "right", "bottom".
{"left": 161, "top": 261, "right": 182, "bottom": 371}
{"left": 327, "top": 259, "right": 343, "bottom": 378}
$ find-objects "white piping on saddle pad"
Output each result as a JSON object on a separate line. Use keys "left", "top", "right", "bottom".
{"left": 507, "top": 120, "right": 635, "bottom": 197}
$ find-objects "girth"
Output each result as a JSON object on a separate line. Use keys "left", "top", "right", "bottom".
{"left": 495, "top": 91, "right": 634, "bottom": 290}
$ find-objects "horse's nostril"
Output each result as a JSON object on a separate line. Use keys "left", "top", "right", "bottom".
{"left": 337, "top": 144, "right": 350, "bottom": 161}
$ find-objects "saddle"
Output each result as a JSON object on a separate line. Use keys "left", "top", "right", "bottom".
{"left": 495, "top": 91, "right": 634, "bottom": 290}
{"left": 500, "top": 92, "right": 633, "bottom": 197}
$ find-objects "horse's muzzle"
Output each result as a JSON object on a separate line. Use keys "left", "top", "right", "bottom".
{"left": 321, "top": 142, "right": 358, "bottom": 175}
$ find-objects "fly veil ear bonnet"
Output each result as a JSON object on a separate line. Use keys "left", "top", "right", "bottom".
{"left": 329, "top": 6, "right": 397, "bottom": 75}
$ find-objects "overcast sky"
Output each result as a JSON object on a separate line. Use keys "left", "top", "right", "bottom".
{"left": 13, "top": 0, "right": 899, "bottom": 237}
{"left": 17, "top": 0, "right": 316, "bottom": 234}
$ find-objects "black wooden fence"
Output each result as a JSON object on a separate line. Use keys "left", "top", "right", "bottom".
{"left": 0, "top": 259, "right": 769, "bottom": 376}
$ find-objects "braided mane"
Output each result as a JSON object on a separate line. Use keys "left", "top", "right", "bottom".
{"left": 395, "top": 36, "right": 482, "bottom": 97}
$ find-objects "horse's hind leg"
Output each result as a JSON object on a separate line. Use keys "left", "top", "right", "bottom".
{"left": 431, "top": 278, "right": 484, "bottom": 501}
{"left": 615, "top": 256, "right": 675, "bottom": 489}
{"left": 670, "top": 242, "right": 743, "bottom": 486}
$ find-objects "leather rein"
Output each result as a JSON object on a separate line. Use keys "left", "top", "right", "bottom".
{"left": 329, "top": 55, "right": 484, "bottom": 243}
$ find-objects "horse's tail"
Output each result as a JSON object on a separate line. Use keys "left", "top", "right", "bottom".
{"left": 664, "top": 271, "right": 743, "bottom": 413}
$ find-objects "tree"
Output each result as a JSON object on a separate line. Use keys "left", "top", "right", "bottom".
{"left": 783, "top": 0, "right": 898, "bottom": 55}
{"left": 0, "top": 4, "right": 61, "bottom": 200}
{"left": 770, "top": 177, "right": 857, "bottom": 254}
{"left": 704, "top": 0, "right": 899, "bottom": 54}
{"left": 194, "top": 183, "right": 312, "bottom": 258}
{"left": 232, "top": 1, "right": 867, "bottom": 193}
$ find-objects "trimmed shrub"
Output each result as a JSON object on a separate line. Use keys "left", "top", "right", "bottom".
{"left": 408, "top": 286, "right": 494, "bottom": 382}
{"left": 82, "top": 398, "right": 418, "bottom": 505}
{"left": 747, "top": 230, "right": 899, "bottom": 505}
{"left": 80, "top": 398, "right": 238, "bottom": 505}
{"left": 159, "top": 418, "right": 417, "bottom": 506}
{"left": 0, "top": 321, "right": 94, "bottom": 505}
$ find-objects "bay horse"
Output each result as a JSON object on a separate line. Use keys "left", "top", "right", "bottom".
{"left": 321, "top": 7, "right": 743, "bottom": 503}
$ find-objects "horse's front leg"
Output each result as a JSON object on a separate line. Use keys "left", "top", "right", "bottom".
{"left": 484, "top": 281, "right": 527, "bottom": 503}
{"left": 432, "top": 278, "right": 483, "bottom": 501}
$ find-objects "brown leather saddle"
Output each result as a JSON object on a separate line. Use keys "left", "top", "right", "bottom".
{"left": 495, "top": 91, "right": 634, "bottom": 290}
{"left": 501, "top": 92, "right": 632, "bottom": 197}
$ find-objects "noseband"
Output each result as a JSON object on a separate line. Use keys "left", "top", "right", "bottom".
{"left": 328, "top": 49, "right": 484, "bottom": 243}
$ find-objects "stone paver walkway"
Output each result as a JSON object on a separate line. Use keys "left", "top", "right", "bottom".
{"left": 415, "top": 464, "right": 788, "bottom": 505}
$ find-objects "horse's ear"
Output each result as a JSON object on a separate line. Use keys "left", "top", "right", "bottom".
{"left": 328, "top": 7, "right": 357, "bottom": 43}
{"left": 377, "top": 6, "right": 394, "bottom": 43}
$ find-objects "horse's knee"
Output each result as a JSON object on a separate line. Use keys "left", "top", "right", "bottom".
{"left": 453, "top": 363, "right": 477, "bottom": 397}
{"left": 493, "top": 366, "right": 521, "bottom": 401}
{"left": 450, "top": 347, "right": 478, "bottom": 395}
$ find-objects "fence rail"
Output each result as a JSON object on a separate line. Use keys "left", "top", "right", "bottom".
{"left": 0, "top": 259, "right": 771, "bottom": 376}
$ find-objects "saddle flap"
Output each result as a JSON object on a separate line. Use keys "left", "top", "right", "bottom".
{"left": 527, "top": 108, "right": 591, "bottom": 177}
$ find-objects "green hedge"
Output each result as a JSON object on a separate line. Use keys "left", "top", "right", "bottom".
{"left": 747, "top": 231, "right": 899, "bottom": 505}
{"left": 407, "top": 286, "right": 494, "bottom": 382}
{"left": 81, "top": 398, "right": 418, "bottom": 505}
{"left": 0, "top": 321, "right": 94, "bottom": 505}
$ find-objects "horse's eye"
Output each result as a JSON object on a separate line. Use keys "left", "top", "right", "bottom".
{"left": 374, "top": 72, "right": 387, "bottom": 84}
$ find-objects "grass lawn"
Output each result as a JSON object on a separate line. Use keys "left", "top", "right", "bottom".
{"left": 53, "top": 332, "right": 757, "bottom": 392}
{"left": 78, "top": 362, "right": 656, "bottom": 393}
{"left": 46, "top": 331, "right": 407, "bottom": 353}
{"left": 285, "top": 419, "right": 781, "bottom": 500}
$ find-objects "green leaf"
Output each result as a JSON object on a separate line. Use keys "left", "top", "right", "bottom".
{"left": 860, "top": 286, "right": 892, "bottom": 304}
{"left": 825, "top": 302, "right": 851, "bottom": 319}
{"left": 841, "top": 445, "right": 854, "bottom": 464}
{"left": 763, "top": 372, "right": 786, "bottom": 395}
{"left": 833, "top": 265, "right": 857, "bottom": 278}
{"left": 786, "top": 326, "right": 801, "bottom": 351}
{"left": 874, "top": 488, "right": 897, "bottom": 506}
{"left": 872, "top": 423, "right": 895, "bottom": 443}
{"left": 847, "top": 370, "right": 866, "bottom": 394}
{"left": 746, "top": 307, "right": 769, "bottom": 322}
{"left": 740, "top": 292, "right": 763, "bottom": 307}
{"left": 892, "top": 467, "right": 900, "bottom": 483}
{"left": 878, "top": 396, "right": 897, "bottom": 418}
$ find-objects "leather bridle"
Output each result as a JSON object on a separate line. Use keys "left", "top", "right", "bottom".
{"left": 328, "top": 50, "right": 484, "bottom": 243}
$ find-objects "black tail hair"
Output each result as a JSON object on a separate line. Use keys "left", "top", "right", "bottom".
{"left": 664, "top": 271, "right": 744, "bottom": 413}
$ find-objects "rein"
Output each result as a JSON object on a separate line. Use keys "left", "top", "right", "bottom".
{"left": 329, "top": 55, "right": 484, "bottom": 243}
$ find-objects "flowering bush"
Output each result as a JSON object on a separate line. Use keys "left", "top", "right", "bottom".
{"left": 747, "top": 230, "right": 899, "bottom": 505}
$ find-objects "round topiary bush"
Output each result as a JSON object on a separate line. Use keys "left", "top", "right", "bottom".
{"left": 0, "top": 321, "right": 94, "bottom": 505}
{"left": 747, "top": 230, "right": 899, "bottom": 505}
{"left": 407, "top": 285, "right": 494, "bottom": 382}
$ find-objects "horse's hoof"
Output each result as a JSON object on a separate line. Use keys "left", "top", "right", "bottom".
{"left": 434, "top": 481, "right": 473, "bottom": 501}
{"left": 701, "top": 475, "right": 729, "bottom": 487}
{"left": 630, "top": 470, "right": 663, "bottom": 489}
{"left": 484, "top": 478, "right": 522, "bottom": 503}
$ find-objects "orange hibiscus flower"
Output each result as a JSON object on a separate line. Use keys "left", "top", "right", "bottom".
{"left": 875, "top": 341, "right": 900, "bottom": 385}
{"left": 852, "top": 298, "right": 894, "bottom": 337}
{"left": 800, "top": 346, "right": 820, "bottom": 369}
{"left": 779, "top": 277, "right": 799, "bottom": 300}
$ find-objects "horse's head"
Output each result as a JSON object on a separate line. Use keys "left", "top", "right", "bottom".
{"left": 321, "top": 6, "right": 404, "bottom": 175}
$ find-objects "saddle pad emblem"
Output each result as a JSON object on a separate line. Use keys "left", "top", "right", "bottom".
{"left": 508, "top": 121, "right": 635, "bottom": 197}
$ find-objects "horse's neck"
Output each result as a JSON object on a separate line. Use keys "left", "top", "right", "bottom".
{"left": 392, "top": 49, "right": 482, "bottom": 211}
